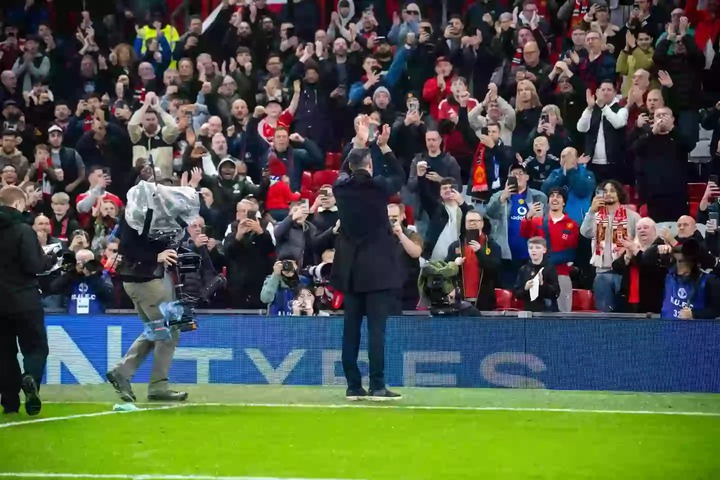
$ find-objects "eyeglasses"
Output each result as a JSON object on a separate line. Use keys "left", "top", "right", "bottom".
{"left": 406, "top": 10, "right": 420, "bottom": 15}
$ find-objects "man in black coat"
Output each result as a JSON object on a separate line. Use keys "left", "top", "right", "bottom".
{"left": 632, "top": 107, "right": 694, "bottom": 222}
{"left": 0, "top": 186, "right": 54, "bottom": 416}
{"left": 330, "top": 117, "right": 405, "bottom": 401}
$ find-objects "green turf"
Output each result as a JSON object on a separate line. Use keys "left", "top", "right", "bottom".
{"left": 1, "top": 386, "right": 720, "bottom": 479}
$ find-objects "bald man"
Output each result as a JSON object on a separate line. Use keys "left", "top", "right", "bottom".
{"left": 659, "top": 215, "right": 718, "bottom": 270}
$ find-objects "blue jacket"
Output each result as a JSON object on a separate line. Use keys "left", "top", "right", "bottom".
{"left": 348, "top": 46, "right": 410, "bottom": 106}
{"left": 542, "top": 165, "right": 596, "bottom": 225}
{"left": 661, "top": 270, "right": 709, "bottom": 320}
{"left": 134, "top": 36, "right": 172, "bottom": 77}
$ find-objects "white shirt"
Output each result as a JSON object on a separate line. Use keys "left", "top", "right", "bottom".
{"left": 576, "top": 98, "right": 628, "bottom": 166}
{"left": 430, "top": 204, "right": 460, "bottom": 261}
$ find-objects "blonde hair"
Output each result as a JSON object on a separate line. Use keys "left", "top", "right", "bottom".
{"left": 515, "top": 80, "right": 541, "bottom": 111}
{"left": 542, "top": 104, "right": 563, "bottom": 125}
{"left": 51, "top": 192, "right": 70, "bottom": 205}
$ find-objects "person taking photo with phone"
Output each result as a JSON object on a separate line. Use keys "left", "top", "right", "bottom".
{"left": 444, "top": 210, "right": 501, "bottom": 310}
{"left": 580, "top": 179, "right": 641, "bottom": 312}
{"left": 486, "top": 162, "right": 547, "bottom": 287}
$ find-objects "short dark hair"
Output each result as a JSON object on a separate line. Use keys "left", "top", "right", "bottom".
{"left": 347, "top": 148, "right": 371, "bottom": 172}
{"left": 486, "top": 121, "right": 501, "bottom": 131}
{"left": 599, "top": 179, "right": 627, "bottom": 204}
{"left": 440, "top": 177, "right": 456, "bottom": 188}
{"left": 236, "top": 46, "right": 251, "bottom": 56}
{"left": 189, "top": 15, "right": 203, "bottom": 23}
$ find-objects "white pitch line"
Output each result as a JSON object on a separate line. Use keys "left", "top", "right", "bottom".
{"left": 39, "top": 401, "right": 720, "bottom": 417}
{"left": 0, "top": 404, "right": 187, "bottom": 429}
{"left": 0, "top": 474, "right": 358, "bottom": 480}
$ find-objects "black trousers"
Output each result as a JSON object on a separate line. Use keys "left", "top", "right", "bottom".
{"left": 0, "top": 309, "right": 48, "bottom": 409}
{"left": 342, "top": 290, "right": 391, "bottom": 392}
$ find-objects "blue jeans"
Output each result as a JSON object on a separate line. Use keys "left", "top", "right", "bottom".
{"left": 593, "top": 272, "right": 622, "bottom": 312}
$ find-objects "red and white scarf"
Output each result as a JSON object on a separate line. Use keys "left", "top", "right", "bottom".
{"left": 591, "top": 205, "right": 628, "bottom": 267}
{"left": 569, "top": 0, "right": 589, "bottom": 33}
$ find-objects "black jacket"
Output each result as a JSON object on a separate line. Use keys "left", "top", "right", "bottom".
{"left": 330, "top": 149, "right": 405, "bottom": 293}
{"left": 223, "top": 222, "right": 275, "bottom": 309}
{"left": 513, "top": 258, "right": 560, "bottom": 312}
{"left": 611, "top": 238, "right": 667, "bottom": 314}
{"left": 632, "top": 127, "right": 694, "bottom": 203}
{"left": 446, "top": 235, "right": 502, "bottom": 311}
{"left": 0, "top": 206, "right": 54, "bottom": 313}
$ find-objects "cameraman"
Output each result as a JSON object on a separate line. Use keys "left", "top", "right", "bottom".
{"left": 303, "top": 248, "right": 343, "bottom": 312}
{"left": 261, "top": 254, "right": 309, "bottom": 315}
{"left": 0, "top": 186, "right": 56, "bottom": 416}
{"left": 418, "top": 260, "right": 483, "bottom": 317}
{"left": 106, "top": 214, "right": 189, "bottom": 404}
{"left": 49, "top": 249, "right": 114, "bottom": 315}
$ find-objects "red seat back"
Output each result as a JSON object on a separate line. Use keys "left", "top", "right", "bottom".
{"left": 688, "top": 183, "right": 706, "bottom": 202}
{"left": 325, "top": 152, "right": 342, "bottom": 170}
{"left": 572, "top": 289, "right": 596, "bottom": 311}
{"left": 301, "top": 171, "right": 312, "bottom": 190}
{"left": 312, "top": 170, "right": 339, "bottom": 190}
{"left": 495, "top": 289, "right": 514, "bottom": 310}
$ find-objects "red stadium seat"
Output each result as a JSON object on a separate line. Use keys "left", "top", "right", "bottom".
{"left": 689, "top": 201, "right": 700, "bottom": 218}
{"left": 404, "top": 205, "right": 415, "bottom": 225}
{"left": 639, "top": 204, "right": 649, "bottom": 218}
{"left": 325, "top": 152, "right": 342, "bottom": 170}
{"left": 312, "top": 170, "right": 339, "bottom": 190}
{"left": 301, "top": 171, "right": 312, "bottom": 190}
{"left": 572, "top": 289, "right": 597, "bottom": 312}
{"left": 494, "top": 289, "right": 521, "bottom": 311}
{"left": 688, "top": 183, "right": 706, "bottom": 202}
{"left": 300, "top": 189, "right": 316, "bottom": 203}
{"left": 623, "top": 184, "right": 638, "bottom": 203}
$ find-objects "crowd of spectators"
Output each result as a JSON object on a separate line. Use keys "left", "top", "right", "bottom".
{"left": 4, "top": 0, "right": 720, "bottom": 318}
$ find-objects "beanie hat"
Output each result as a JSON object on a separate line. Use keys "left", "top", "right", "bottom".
{"left": 373, "top": 86, "right": 391, "bottom": 102}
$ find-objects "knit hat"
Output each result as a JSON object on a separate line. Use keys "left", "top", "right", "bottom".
{"left": 373, "top": 86, "right": 391, "bottom": 102}
{"left": 547, "top": 186, "right": 567, "bottom": 203}
{"left": 268, "top": 158, "right": 287, "bottom": 177}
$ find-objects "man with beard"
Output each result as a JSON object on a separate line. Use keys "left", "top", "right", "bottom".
{"left": 580, "top": 179, "right": 641, "bottom": 312}
{"left": 540, "top": 62, "right": 585, "bottom": 145}
{"left": 348, "top": 44, "right": 410, "bottom": 107}
{"left": 226, "top": 47, "right": 256, "bottom": 110}
{"left": 0, "top": 129, "right": 29, "bottom": 181}
{"left": 11, "top": 35, "right": 50, "bottom": 93}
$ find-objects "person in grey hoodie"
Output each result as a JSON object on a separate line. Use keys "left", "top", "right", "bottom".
{"left": 486, "top": 162, "right": 547, "bottom": 287}
{"left": 274, "top": 202, "right": 319, "bottom": 268}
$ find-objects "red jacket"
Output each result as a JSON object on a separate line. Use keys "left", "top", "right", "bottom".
{"left": 686, "top": 0, "right": 720, "bottom": 52}
{"left": 266, "top": 181, "right": 301, "bottom": 211}
{"left": 438, "top": 97, "right": 479, "bottom": 161}
{"left": 75, "top": 191, "right": 123, "bottom": 229}
{"left": 520, "top": 214, "right": 579, "bottom": 275}
{"left": 422, "top": 76, "right": 453, "bottom": 120}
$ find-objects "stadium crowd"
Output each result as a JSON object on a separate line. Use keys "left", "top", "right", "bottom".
{"left": 3, "top": 0, "right": 720, "bottom": 319}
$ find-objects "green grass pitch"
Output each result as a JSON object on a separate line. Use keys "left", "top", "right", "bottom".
{"left": 1, "top": 385, "right": 720, "bottom": 480}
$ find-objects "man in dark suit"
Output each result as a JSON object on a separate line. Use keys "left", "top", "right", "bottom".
{"left": 331, "top": 116, "right": 405, "bottom": 401}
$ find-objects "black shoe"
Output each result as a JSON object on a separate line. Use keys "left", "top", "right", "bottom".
{"left": 147, "top": 390, "right": 188, "bottom": 402}
{"left": 21, "top": 376, "right": 41, "bottom": 416}
{"left": 1, "top": 394, "right": 20, "bottom": 414}
{"left": 345, "top": 387, "right": 368, "bottom": 401}
{"left": 368, "top": 388, "right": 402, "bottom": 401}
{"left": 106, "top": 371, "right": 136, "bottom": 403}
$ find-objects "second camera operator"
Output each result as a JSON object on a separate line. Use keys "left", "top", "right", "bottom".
{"left": 261, "top": 254, "right": 309, "bottom": 315}
{"left": 49, "top": 249, "right": 114, "bottom": 315}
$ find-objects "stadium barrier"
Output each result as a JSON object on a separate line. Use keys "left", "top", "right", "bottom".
{"left": 39, "top": 314, "right": 720, "bottom": 393}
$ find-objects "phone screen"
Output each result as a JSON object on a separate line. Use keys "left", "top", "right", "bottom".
{"left": 466, "top": 229, "right": 480, "bottom": 243}
{"left": 507, "top": 177, "right": 518, "bottom": 192}
{"left": 710, "top": 174, "right": 719, "bottom": 185}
